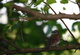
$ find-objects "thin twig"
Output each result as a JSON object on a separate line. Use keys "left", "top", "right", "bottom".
{"left": 43, "top": 2, "right": 57, "bottom": 14}
{"left": 20, "top": 21, "right": 24, "bottom": 42}
{"left": 68, "top": 0, "right": 76, "bottom": 4}
{"left": 43, "top": 2, "right": 79, "bottom": 44}
{"left": 68, "top": 0, "right": 80, "bottom": 12}
{"left": 60, "top": 19, "right": 78, "bottom": 44}
{"left": 60, "top": 39, "right": 69, "bottom": 44}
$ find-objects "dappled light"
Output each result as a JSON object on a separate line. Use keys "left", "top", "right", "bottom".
{"left": 0, "top": 0, "right": 80, "bottom": 55}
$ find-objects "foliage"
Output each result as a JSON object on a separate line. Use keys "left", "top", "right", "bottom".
{"left": 0, "top": 0, "right": 80, "bottom": 55}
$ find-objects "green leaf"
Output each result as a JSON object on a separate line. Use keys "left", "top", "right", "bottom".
{"left": 2, "top": 25, "right": 10, "bottom": 35}
{"left": 20, "top": 0, "right": 28, "bottom": 3}
{"left": 77, "top": 23, "right": 80, "bottom": 31}
{"left": 63, "top": 7, "right": 66, "bottom": 10}
{"left": 72, "top": 22, "right": 77, "bottom": 31}
{"left": 72, "top": 26, "right": 75, "bottom": 31}
{"left": 11, "top": 22, "right": 20, "bottom": 31}
{"left": 32, "top": 0, "right": 37, "bottom": 3}
{"left": 35, "top": 0, "right": 43, "bottom": 6}
{"left": 47, "top": 0, "right": 56, "bottom": 4}
{"left": 0, "top": 3, "right": 3, "bottom": 9}
{"left": 43, "top": 6, "right": 49, "bottom": 14}
{"left": 13, "top": 0, "right": 20, "bottom": 2}
{"left": 60, "top": 0, "right": 68, "bottom": 4}
{"left": 72, "top": 22, "right": 80, "bottom": 31}
{"left": 76, "top": 0, "right": 78, "bottom": 2}
{"left": 9, "top": 12, "right": 20, "bottom": 18}
{"left": 4, "top": 2, "right": 13, "bottom": 8}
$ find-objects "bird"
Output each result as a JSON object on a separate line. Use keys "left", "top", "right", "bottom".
{"left": 46, "top": 30, "right": 60, "bottom": 49}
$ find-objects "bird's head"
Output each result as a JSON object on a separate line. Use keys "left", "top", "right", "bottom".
{"left": 52, "top": 30, "right": 59, "bottom": 34}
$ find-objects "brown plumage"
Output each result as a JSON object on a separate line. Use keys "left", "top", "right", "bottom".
{"left": 46, "top": 30, "right": 60, "bottom": 49}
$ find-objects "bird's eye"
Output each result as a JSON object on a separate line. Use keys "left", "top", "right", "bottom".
{"left": 54, "top": 31, "right": 58, "bottom": 34}
{"left": 52, "top": 31, "right": 56, "bottom": 34}
{"left": 52, "top": 30, "right": 59, "bottom": 34}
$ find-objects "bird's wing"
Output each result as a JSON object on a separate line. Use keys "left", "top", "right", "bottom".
{"left": 48, "top": 34, "right": 60, "bottom": 46}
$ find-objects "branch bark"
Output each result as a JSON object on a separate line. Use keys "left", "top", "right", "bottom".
{"left": 3, "top": 3, "right": 79, "bottom": 55}
{"left": 0, "top": 35, "right": 20, "bottom": 50}
{"left": 0, "top": 44, "right": 80, "bottom": 54}
{"left": 43, "top": 1, "right": 79, "bottom": 44}
{"left": 12, "top": 4, "right": 80, "bottom": 20}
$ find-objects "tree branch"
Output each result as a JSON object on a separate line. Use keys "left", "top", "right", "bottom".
{"left": 0, "top": 35, "right": 20, "bottom": 50}
{"left": 12, "top": 4, "right": 80, "bottom": 20}
{"left": 60, "top": 19, "right": 79, "bottom": 44}
{"left": 0, "top": 44, "right": 80, "bottom": 54}
{"left": 43, "top": 2, "right": 79, "bottom": 44}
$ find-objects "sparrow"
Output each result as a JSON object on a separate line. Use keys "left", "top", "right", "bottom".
{"left": 46, "top": 30, "right": 60, "bottom": 49}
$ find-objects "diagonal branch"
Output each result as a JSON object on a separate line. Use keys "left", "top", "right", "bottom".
{"left": 0, "top": 44, "right": 80, "bottom": 54}
{"left": 43, "top": 2, "right": 79, "bottom": 44}
{"left": 12, "top": 3, "right": 79, "bottom": 43}
{"left": 0, "top": 35, "right": 20, "bottom": 50}
{"left": 60, "top": 19, "right": 79, "bottom": 44}
{"left": 12, "top": 4, "right": 80, "bottom": 20}
{"left": 68, "top": 0, "right": 76, "bottom": 4}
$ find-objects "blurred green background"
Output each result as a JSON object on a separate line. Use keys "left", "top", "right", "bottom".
{"left": 0, "top": 0, "right": 80, "bottom": 55}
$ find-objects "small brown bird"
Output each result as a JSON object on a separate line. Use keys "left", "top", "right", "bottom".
{"left": 46, "top": 30, "right": 60, "bottom": 49}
